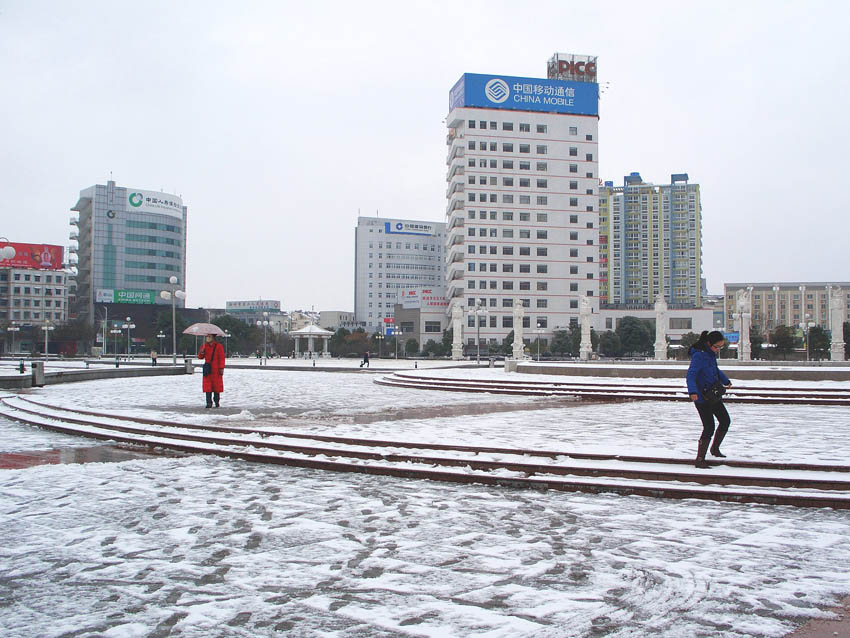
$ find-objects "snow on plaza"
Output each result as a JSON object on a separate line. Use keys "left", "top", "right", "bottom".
{"left": 1, "top": 361, "right": 850, "bottom": 637}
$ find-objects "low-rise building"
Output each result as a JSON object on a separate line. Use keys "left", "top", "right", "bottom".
{"left": 723, "top": 282, "right": 850, "bottom": 335}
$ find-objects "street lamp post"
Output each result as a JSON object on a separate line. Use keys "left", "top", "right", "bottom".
{"left": 800, "top": 313, "right": 815, "bottom": 362}
{"left": 160, "top": 276, "right": 185, "bottom": 365}
{"left": 772, "top": 285, "right": 780, "bottom": 328}
{"left": 41, "top": 323, "right": 54, "bottom": 359}
{"left": 224, "top": 330, "right": 231, "bottom": 357}
{"left": 375, "top": 332, "right": 384, "bottom": 358}
{"left": 536, "top": 323, "right": 544, "bottom": 362}
{"left": 101, "top": 305, "right": 109, "bottom": 356}
{"left": 110, "top": 328, "right": 121, "bottom": 356}
{"left": 256, "top": 312, "right": 269, "bottom": 364}
{"left": 6, "top": 322, "right": 20, "bottom": 354}
{"left": 122, "top": 317, "right": 135, "bottom": 359}
{"left": 471, "top": 301, "right": 488, "bottom": 365}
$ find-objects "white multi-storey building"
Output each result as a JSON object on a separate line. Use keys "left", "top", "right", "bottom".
{"left": 445, "top": 57, "right": 600, "bottom": 350}
{"left": 354, "top": 216, "right": 446, "bottom": 332}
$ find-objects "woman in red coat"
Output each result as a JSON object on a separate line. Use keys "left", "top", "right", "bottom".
{"left": 198, "top": 334, "right": 225, "bottom": 408}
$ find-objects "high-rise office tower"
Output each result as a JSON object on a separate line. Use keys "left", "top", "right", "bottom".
{"left": 598, "top": 173, "right": 702, "bottom": 307}
{"left": 71, "top": 181, "right": 188, "bottom": 323}
{"left": 445, "top": 54, "right": 600, "bottom": 350}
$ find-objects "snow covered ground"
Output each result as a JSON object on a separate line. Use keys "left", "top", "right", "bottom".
{"left": 1, "top": 368, "right": 849, "bottom": 637}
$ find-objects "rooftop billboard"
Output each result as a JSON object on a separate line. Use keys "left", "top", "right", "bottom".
{"left": 126, "top": 189, "right": 184, "bottom": 220}
{"left": 449, "top": 73, "right": 598, "bottom": 116}
{"left": 0, "top": 242, "right": 64, "bottom": 270}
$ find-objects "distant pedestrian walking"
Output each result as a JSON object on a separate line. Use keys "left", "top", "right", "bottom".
{"left": 360, "top": 351, "right": 370, "bottom": 368}
{"left": 198, "top": 334, "right": 225, "bottom": 408}
{"left": 686, "top": 330, "right": 732, "bottom": 468}
{"left": 150, "top": 350, "right": 157, "bottom": 367}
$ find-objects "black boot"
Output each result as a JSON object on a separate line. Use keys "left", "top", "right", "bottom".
{"left": 214, "top": 392, "right": 220, "bottom": 408}
{"left": 695, "top": 440, "right": 711, "bottom": 469}
{"left": 205, "top": 392, "right": 212, "bottom": 408}
{"left": 710, "top": 425, "right": 728, "bottom": 457}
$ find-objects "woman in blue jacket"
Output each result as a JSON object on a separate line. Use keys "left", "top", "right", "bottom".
{"left": 686, "top": 330, "right": 732, "bottom": 468}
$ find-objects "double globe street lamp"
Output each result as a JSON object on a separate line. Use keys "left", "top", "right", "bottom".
{"left": 41, "top": 323, "right": 54, "bottom": 359}
{"left": 160, "top": 276, "right": 186, "bottom": 365}
{"left": 470, "top": 301, "right": 488, "bottom": 365}
{"left": 110, "top": 327, "right": 122, "bottom": 355}
{"left": 374, "top": 332, "right": 384, "bottom": 358}
{"left": 122, "top": 317, "right": 135, "bottom": 359}
{"left": 6, "top": 322, "right": 20, "bottom": 354}
{"left": 256, "top": 312, "right": 269, "bottom": 364}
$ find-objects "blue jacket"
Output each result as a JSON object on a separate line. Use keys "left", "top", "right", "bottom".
{"left": 686, "top": 346, "right": 730, "bottom": 404}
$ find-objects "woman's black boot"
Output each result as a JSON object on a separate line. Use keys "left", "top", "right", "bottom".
{"left": 695, "top": 440, "right": 711, "bottom": 469}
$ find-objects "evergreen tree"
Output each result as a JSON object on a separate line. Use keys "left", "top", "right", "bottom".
{"left": 598, "top": 331, "right": 621, "bottom": 357}
{"left": 749, "top": 326, "right": 764, "bottom": 360}
{"left": 615, "top": 316, "right": 652, "bottom": 356}
{"left": 550, "top": 329, "right": 572, "bottom": 356}
{"left": 807, "top": 325, "right": 830, "bottom": 360}
{"left": 677, "top": 332, "right": 700, "bottom": 360}
{"left": 404, "top": 338, "right": 419, "bottom": 356}
{"left": 769, "top": 325, "right": 796, "bottom": 360}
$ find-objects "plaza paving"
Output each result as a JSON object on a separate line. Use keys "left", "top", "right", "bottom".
{"left": 1, "top": 367, "right": 849, "bottom": 637}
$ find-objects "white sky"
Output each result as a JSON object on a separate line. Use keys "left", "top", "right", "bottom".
{"left": 2, "top": 0, "right": 848, "bottom": 311}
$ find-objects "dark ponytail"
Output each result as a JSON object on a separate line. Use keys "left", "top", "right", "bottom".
{"left": 694, "top": 330, "right": 724, "bottom": 352}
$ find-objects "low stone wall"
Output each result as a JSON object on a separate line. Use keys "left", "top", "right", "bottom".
{"left": 510, "top": 360, "right": 850, "bottom": 381}
{"left": 0, "top": 364, "right": 188, "bottom": 390}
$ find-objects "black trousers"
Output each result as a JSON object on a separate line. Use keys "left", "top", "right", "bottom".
{"left": 695, "top": 401, "right": 730, "bottom": 442}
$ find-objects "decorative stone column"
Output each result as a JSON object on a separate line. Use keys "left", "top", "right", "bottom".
{"left": 579, "top": 297, "right": 592, "bottom": 361}
{"left": 654, "top": 293, "right": 668, "bottom": 361}
{"left": 512, "top": 300, "right": 526, "bottom": 359}
{"left": 736, "top": 288, "right": 752, "bottom": 361}
{"left": 451, "top": 303, "right": 464, "bottom": 360}
{"left": 830, "top": 287, "right": 846, "bottom": 361}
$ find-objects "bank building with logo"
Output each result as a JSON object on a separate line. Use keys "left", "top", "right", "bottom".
{"left": 70, "top": 180, "right": 188, "bottom": 327}
{"left": 445, "top": 53, "right": 600, "bottom": 351}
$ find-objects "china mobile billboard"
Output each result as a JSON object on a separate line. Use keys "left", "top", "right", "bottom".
{"left": 449, "top": 73, "right": 598, "bottom": 116}
{"left": 126, "top": 189, "right": 184, "bottom": 220}
{"left": 96, "top": 289, "right": 156, "bottom": 304}
{"left": 0, "top": 242, "right": 64, "bottom": 270}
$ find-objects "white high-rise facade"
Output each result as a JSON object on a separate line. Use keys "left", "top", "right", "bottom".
{"left": 445, "top": 59, "right": 600, "bottom": 349}
{"left": 353, "top": 217, "right": 446, "bottom": 332}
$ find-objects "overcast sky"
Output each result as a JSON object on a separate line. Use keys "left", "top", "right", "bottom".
{"left": 2, "top": 0, "right": 848, "bottom": 311}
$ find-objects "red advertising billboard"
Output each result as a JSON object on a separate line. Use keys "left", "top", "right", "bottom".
{"left": 0, "top": 242, "right": 64, "bottom": 270}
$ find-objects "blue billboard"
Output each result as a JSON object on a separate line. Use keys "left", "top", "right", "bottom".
{"left": 449, "top": 73, "right": 598, "bottom": 116}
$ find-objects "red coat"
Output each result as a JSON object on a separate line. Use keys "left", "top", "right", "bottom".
{"left": 198, "top": 341, "right": 225, "bottom": 392}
